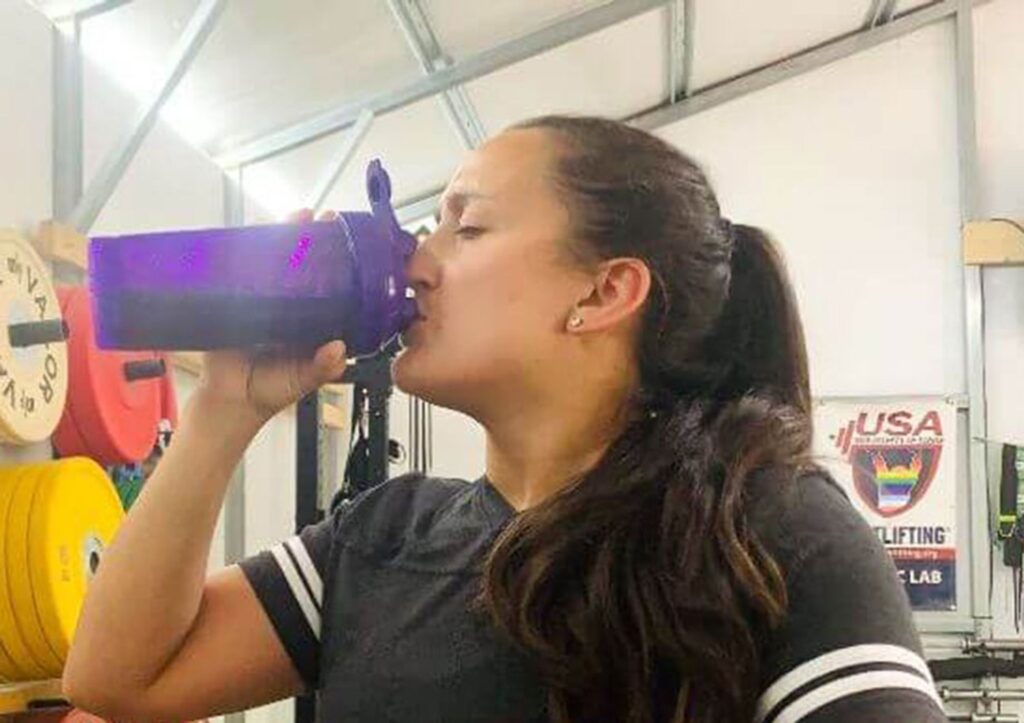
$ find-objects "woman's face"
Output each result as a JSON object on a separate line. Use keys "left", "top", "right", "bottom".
{"left": 392, "top": 128, "right": 592, "bottom": 417}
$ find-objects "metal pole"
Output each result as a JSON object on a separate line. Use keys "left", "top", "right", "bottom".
{"left": 222, "top": 165, "right": 246, "bottom": 563}
{"left": 864, "top": 0, "right": 899, "bottom": 28}
{"left": 52, "top": 17, "right": 83, "bottom": 223}
{"left": 963, "top": 637, "right": 1024, "bottom": 653}
{"left": 667, "top": 0, "right": 694, "bottom": 103}
{"left": 44, "top": 0, "right": 134, "bottom": 21}
{"left": 386, "top": 0, "right": 487, "bottom": 149}
{"left": 295, "top": 390, "right": 322, "bottom": 723}
{"left": 953, "top": 0, "right": 991, "bottom": 626}
{"left": 213, "top": 0, "right": 666, "bottom": 166}
{"left": 68, "top": 0, "right": 227, "bottom": 232}
{"left": 221, "top": 165, "right": 246, "bottom": 723}
{"left": 396, "top": 189, "right": 444, "bottom": 225}
{"left": 944, "top": 689, "right": 1024, "bottom": 702}
{"left": 306, "top": 109, "right": 375, "bottom": 214}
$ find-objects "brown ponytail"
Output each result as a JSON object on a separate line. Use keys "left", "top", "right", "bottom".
{"left": 481, "top": 116, "right": 815, "bottom": 723}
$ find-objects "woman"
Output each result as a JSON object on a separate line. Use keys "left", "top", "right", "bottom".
{"left": 63, "top": 117, "right": 946, "bottom": 723}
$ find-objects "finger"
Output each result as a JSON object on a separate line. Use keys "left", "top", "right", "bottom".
{"left": 287, "top": 208, "right": 315, "bottom": 224}
{"left": 317, "top": 210, "right": 338, "bottom": 221}
{"left": 297, "top": 340, "right": 348, "bottom": 392}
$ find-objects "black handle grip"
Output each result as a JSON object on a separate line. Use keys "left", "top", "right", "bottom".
{"left": 123, "top": 358, "right": 167, "bottom": 382}
{"left": 8, "top": 319, "right": 69, "bottom": 348}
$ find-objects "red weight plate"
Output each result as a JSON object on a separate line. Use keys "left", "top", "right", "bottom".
{"left": 52, "top": 291, "right": 94, "bottom": 461}
{"left": 158, "top": 353, "right": 178, "bottom": 429}
{"left": 57, "top": 288, "right": 162, "bottom": 465}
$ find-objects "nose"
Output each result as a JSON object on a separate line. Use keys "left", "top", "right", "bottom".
{"left": 405, "top": 231, "right": 442, "bottom": 296}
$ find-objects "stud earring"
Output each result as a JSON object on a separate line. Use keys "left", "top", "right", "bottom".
{"left": 567, "top": 311, "right": 584, "bottom": 330}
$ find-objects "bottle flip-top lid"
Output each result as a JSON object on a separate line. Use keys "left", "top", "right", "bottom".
{"left": 341, "top": 160, "right": 419, "bottom": 356}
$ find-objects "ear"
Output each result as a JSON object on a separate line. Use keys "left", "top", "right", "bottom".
{"left": 571, "top": 257, "right": 651, "bottom": 333}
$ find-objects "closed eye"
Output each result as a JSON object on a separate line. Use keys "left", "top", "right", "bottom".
{"left": 455, "top": 225, "right": 485, "bottom": 239}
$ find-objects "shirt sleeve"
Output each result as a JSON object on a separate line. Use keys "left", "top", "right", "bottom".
{"left": 238, "top": 502, "right": 348, "bottom": 689}
{"left": 753, "top": 476, "right": 947, "bottom": 723}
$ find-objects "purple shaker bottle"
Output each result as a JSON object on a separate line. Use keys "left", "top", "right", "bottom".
{"left": 88, "top": 161, "right": 418, "bottom": 357}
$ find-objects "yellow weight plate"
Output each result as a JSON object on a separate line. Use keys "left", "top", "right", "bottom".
{"left": 0, "top": 470, "right": 23, "bottom": 682}
{"left": 0, "top": 466, "right": 46, "bottom": 680}
{"left": 0, "top": 230, "right": 69, "bottom": 445}
{"left": 0, "top": 631, "right": 20, "bottom": 683}
{"left": 28, "top": 458, "right": 124, "bottom": 661}
{"left": 7, "top": 463, "right": 63, "bottom": 675}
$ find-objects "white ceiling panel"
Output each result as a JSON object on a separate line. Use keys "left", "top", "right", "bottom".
{"left": 688, "top": 0, "right": 870, "bottom": 89}
{"left": 192, "top": 0, "right": 421, "bottom": 152}
{"left": 426, "top": 0, "right": 600, "bottom": 60}
{"left": 30, "top": 0, "right": 963, "bottom": 220}
{"left": 80, "top": 0, "right": 423, "bottom": 151}
{"left": 465, "top": 8, "right": 667, "bottom": 134}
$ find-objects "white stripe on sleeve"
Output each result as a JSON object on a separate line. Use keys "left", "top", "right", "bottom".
{"left": 284, "top": 536, "right": 324, "bottom": 605}
{"left": 270, "top": 544, "right": 322, "bottom": 640}
{"left": 771, "top": 670, "right": 942, "bottom": 723}
{"left": 754, "top": 644, "right": 935, "bottom": 723}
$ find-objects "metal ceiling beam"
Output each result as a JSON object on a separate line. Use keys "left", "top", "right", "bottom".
{"left": 631, "top": 0, "right": 972, "bottom": 131}
{"left": 395, "top": 0, "right": 982, "bottom": 225}
{"left": 387, "top": 0, "right": 487, "bottom": 150}
{"left": 396, "top": 189, "right": 444, "bottom": 226}
{"left": 307, "top": 109, "right": 376, "bottom": 214}
{"left": 41, "top": 0, "right": 133, "bottom": 22}
{"left": 864, "top": 0, "right": 899, "bottom": 28}
{"left": 67, "top": 0, "right": 226, "bottom": 232}
{"left": 212, "top": 0, "right": 667, "bottom": 167}
{"left": 667, "top": 0, "right": 695, "bottom": 103}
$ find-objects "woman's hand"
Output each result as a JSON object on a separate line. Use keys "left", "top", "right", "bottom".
{"left": 198, "top": 341, "right": 348, "bottom": 422}
{"left": 194, "top": 207, "right": 347, "bottom": 423}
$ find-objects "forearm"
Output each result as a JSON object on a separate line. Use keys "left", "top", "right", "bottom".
{"left": 64, "top": 394, "right": 265, "bottom": 694}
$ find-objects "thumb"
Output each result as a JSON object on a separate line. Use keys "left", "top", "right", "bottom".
{"left": 298, "top": 340, "right": 348, "bottom": 392}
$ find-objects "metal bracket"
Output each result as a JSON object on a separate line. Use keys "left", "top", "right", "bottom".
{"left": 387, "top": 0, "right": 487, "bottom": 149}
{"left": 667, "top": 0, "right": 694, "bottom": 103}
{"left": 864, "top": 0, "right": 899, "bottom": 28}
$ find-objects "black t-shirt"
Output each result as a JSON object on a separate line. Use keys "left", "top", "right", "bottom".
{"left": 239, "top": 473, "right": 947, "bottom": 722}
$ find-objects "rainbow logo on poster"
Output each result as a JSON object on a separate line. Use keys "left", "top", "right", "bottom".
{"left": 832, "top": 410, "right": 944, "bottom": 518}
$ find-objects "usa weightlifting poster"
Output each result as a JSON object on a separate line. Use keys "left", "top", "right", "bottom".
{"left": 813, "top": 399, "right": 958, "bottom": 611}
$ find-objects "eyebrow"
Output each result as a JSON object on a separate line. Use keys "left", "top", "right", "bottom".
{"left": 441, "top": 190, "right": 491, "bottom": 213}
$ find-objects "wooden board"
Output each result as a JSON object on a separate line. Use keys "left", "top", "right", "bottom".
{"left": 321, "top": 401, "right": 348, "bottom": 432}
{"left": 964, "top": 219, "right": 1024, "bottom": 266}
{"left": 35, "top": 222, "right": 88, "bottom": 271}
{"left": 0, "top": 680, "right": 66, "bottom": 715}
